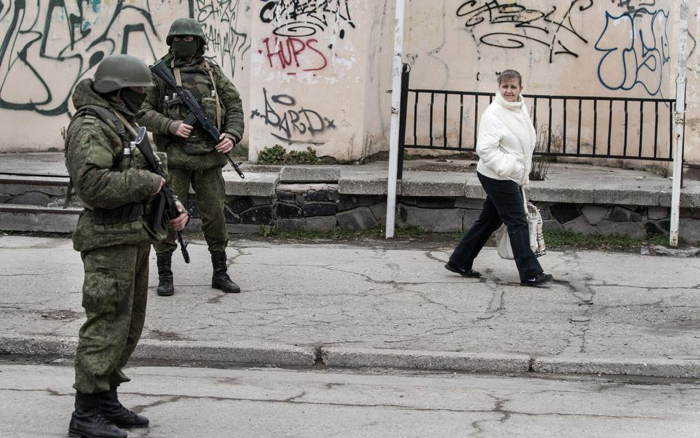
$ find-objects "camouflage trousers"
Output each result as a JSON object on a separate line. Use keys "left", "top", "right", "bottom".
{"left": 154, "top": 166, "right": 228, "bottom": 255}
{"left": 74, "top": 243, "right": 150, "bottom": 394}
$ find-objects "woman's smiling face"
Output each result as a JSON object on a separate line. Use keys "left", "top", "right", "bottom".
{"left": 499, "top": 78, "right": 522, "bottom": 103}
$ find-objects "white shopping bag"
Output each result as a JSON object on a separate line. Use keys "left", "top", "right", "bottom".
{"left": 496, "top": 189, "right": 546, "bottom": 260}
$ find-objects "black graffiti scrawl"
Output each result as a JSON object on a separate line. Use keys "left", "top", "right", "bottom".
{"left": 250, "top": 88, "right": 335, "bottom": 145}
{"left": 189, "top": 0, "right": 250, "bottom": 78}
{"left": 259, "top": 0, "right": 355, "bottom": 39}
{"left": 0, "top": 0, "right": 160, "bottom": 116}
{"left": 456, "top": 0, "right": 595, "bottom": 63}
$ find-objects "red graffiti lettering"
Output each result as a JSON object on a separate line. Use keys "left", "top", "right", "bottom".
{"left": 261, "top": 36, "right": 328, "bottom": 73}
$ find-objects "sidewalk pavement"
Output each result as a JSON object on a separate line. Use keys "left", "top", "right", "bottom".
{"left": 1, "top": 235, "right": 698, "bottom": 378}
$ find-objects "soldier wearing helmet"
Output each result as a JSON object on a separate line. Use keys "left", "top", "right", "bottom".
{"left": 64, "top": 54, "right": 189, "bottom": 438}
{"left": 140, "top": 18, "right": 244, "bottom": 297}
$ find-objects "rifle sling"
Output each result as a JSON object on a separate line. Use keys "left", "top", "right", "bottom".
{"left": 205, "top": 65, "right": 222, "bottom": 131}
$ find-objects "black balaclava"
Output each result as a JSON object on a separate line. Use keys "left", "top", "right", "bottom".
{"left": 171, "top": 38, "right": 200, "bottom": 60}
{"left": 119, "top": 88, "right": 147, "bottom": 114}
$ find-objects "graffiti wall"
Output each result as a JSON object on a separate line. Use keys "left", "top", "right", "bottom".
{"left": 0, "top": 0, "right": 697, "bottom": 166}
{"left": 247, "top": 0, "right": 388, "bottom": 161}
{"left": 0, "top": 0, "right": 252, "bottom": 150}
{"left": 372, "top": 0, "right": 699, "bottom": 165}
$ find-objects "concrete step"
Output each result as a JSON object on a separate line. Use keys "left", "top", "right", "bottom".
{"left": 0, "top": 174, "right": 78, "bottom": 233}
{"left": 0, "top": 174, "right": 69, "bottom": 205}
{"left": 0, "top": 204, "right": 80, "bottom": 233}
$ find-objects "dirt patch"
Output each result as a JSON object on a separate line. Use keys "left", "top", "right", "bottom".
{"left": 147, "top": 329, "right": 191, "bottom": 341}
{"left": 40, "top": 310, "right": 81, "bottom": 321}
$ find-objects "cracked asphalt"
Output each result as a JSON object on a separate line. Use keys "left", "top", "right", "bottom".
{"left": 1, "top": 363, "right": 698, "bottom": 437}
{"left": 0, "top": 235, "right": 698, "bottom": 367}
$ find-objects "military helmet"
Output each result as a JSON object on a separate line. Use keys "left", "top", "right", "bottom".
{"left": 93, "top": 55, "right": 153, "bottom": 93}
{"left": 166, "top": 18, "right": 206, "bottom": 45}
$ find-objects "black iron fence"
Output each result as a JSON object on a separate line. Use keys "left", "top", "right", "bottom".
{"left": 397, "top": 65, "right": 682, "bottom": 179}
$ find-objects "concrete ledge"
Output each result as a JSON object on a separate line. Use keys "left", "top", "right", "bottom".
{"left": 681, "top": 187, "right": 700, "bottom": 208}
{"left": 224, "top": 172, "right": 278, "bottom": 197}
{"left": 0, "top": 204, "right": 80, "bottom": 233}
{"left": 399, "top": 172, "right": 467, "bottom": 197}
{"left": 337, "top": 173, "right": 387, "bottom": 195}
{"left": 3, "top": 165, "right": 700, "bottom": 209}
{"left": 0, "top": 175, "right": 70, "bottom": 200}
{"left": 322, "top": 347, "right": 531, "bottom": 373}
{"left": 533, "top": 356, "right": 700, "bottom": 379}
{"left": 280, "top": 166, "right": 340, "bottom": 183}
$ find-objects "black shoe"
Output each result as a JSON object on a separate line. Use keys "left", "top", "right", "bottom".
{"left": 520, "top": 272, "right": 553, "bottom": 287}
{"left": 156, "top": 252, "right": 174, "bottom": 297}
{"left": 98, "top": 388, "right": 149, "bottom": 429}
{"left": 444, "top": 262, "right": 481, "bottom": 278}
{"left": 211, "top": 251, "right": 241, "bottom": 293}
{"left": 69, "top": 392, "right": 127, "bottom": 438}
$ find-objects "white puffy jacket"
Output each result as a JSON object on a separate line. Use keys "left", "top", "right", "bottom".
{"left": 475, "top": 91, "right": 536, "bottom": 186}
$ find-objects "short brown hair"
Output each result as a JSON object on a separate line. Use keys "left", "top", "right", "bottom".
{"left": 497, "top": 69, "right": 522, "bottom": 86}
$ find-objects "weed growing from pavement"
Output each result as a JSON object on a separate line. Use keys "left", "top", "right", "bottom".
{"left": 2, "top": 229, "right": 686, "bottom": 253}
{"left": 542, "top": 230, "right": 672, "bottom": 251}
{"left": 255, "top": 227, "right": 679, "bottom": 252}
{"left": 260, "top": 226, "right": 426, "bottom": 241}
{"left": 257, "top": 144, "right": 320, "bottom": 164}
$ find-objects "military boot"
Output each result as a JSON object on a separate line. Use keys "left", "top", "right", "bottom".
{"left": 156, "top": 252, "right": 174, "bottom": 296}
{"left": 98, "top": 388, "right": 149, "bottom": 429}
{"left": 69, "top": 392, "right": 127, "bottom": 438}
{"left": 211, "top": 250, "right": 240, "bottom": 293}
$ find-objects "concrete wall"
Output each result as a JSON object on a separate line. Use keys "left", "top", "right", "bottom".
{"left": 0, "top": 0, "right": 698, "bottom": 167}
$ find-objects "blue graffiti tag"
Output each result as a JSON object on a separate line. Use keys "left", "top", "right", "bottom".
{"left": 595, "top": 7, "right": 670, "bottom": 96}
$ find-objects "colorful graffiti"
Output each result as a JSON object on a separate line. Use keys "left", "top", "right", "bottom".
{"left": 455, "top": 0, "right": 595, "bottom": 63}
{"left": 250, "top": 88, "right": 336, "bottom": 145}
{"left": 0, "top": 0, "right": 160, "bottom": 115}
{"left": 595, "top": 6, "right": 670, "bottom": 96}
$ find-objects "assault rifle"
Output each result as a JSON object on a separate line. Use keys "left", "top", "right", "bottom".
{"left": 150, "top": 61, "right": 245, "bottom": 179}
{"left": 132, "top": 127, "right": 191, "bottom": 263}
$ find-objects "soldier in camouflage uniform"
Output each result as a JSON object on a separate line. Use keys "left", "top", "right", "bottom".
{"left": 64, "top": 55, "right": 189, "bottom": 438}
{"left": 140, "top": 18, "right": 244, "bottom": 297}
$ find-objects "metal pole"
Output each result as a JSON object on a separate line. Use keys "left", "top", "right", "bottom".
{"left": 385, "top": 0, "right": 406, "bottom": 239}
{"left": 670, "top": 0, "right": 688, "bottom": 247}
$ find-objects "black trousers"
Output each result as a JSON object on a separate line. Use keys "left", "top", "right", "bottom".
{"left": 449, "top": 173, "right": 543, "bottom": 281}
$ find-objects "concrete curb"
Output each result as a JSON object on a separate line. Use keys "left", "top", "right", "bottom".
{"left": 133, "top": 339, "right": 317, "bottom": 367}
{"left": 0, "top": 335, "right": 78, "bottom": 356}
{"left": 2, "top": 335, "right": 700, "bottom": 379}
{"left": 0, "top": 336, "right": 317, "bottom": 368}
{"left": 322, "top": 347, "right": 530, "bottom": 373}
{"left": 532, "top": 356, "right": 700, "bottom": 379}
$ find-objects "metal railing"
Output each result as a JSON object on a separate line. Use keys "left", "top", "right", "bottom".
{"left": 397, "top": 65, "right": 682, "bottom": 179}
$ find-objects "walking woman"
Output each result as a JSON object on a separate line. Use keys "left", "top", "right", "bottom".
{"left": 445, "top": 69, "right": 553, "bottom": 287}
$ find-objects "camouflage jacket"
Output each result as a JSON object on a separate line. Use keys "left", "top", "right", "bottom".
{"left": 64, "top": 79, "right": 163, "bottom": 252}
{"left": 139, "top": 54, "right": 244, "bottom": 170}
